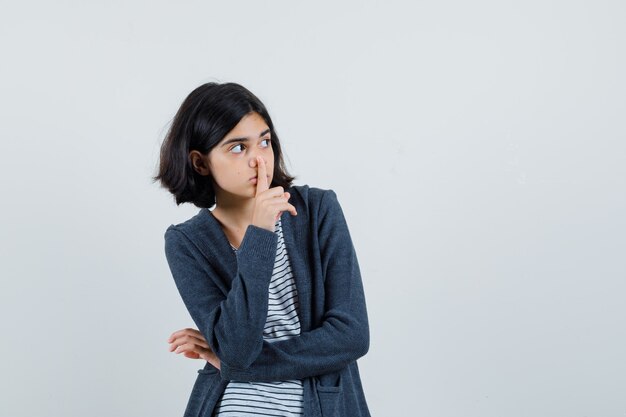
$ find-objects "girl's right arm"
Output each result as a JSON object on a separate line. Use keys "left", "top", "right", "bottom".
{"left": 164, "top": 156, "right": 296, "bottom": 371}
{"left": 167, "top": 189, "right": 369, "bottom": 383}
{"left": 216, "top": 189, "right": 370, "bottom": 382}
{"left": 164, "top": 224, "right": 276, "bottom": 370}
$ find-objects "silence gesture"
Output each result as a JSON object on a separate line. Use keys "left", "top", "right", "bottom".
{"left": 251, "top": 156, "right": 297, "bottom": 232}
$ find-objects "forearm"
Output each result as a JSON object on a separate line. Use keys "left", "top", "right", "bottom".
{"left": 165, "top": 224, "right": 278, "bottom": 369}
{"left": 220, "top": 286, "right": 370, "bottom": 382}
{"left": 219, "top": 189, "right": 371, "bottom": 382}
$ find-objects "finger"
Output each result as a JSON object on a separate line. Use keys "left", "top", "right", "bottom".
{"left": 264, "top": 190, "right": 289, "bottom": 204}
{"left": 256, "top": 186, "right": 285, "bottom": 202}
{"left": 273, "top": 193, "right": 291, "bottom": 221}
{"left": 270, "top": 201, "right": 297, "bottom": 217}
{"left": 168, "top": 328, "right": 200, "bottom": 343}
{"left": 284, "top": 193, "right": 296, "bottom": 215}
{"left": 255, "top": 156, "right": 269, "bottom": 196}
{"left": 168, "top": 330, "right": 184, "bottom": 343}
{"left": 175, "top": 342, "right": 196, "bottom": 354}
{"left": 169, "top": 335, "right": 211, "bottom": 351}
{"left": 175, "top": 342, "right": 212, "bottom": 358}
{"left": 273, "top": 193, "right": 293, "bottom": 220}
{"left": 187, "top": 336, "right": 210, "bottom": 349}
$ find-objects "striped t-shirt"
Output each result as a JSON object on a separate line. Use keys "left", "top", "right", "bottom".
{"left": 213, "top": 217, "right": 304, "bottom": 417}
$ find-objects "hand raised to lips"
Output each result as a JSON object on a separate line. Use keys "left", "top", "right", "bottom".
{"left": 251, "top": 156, "right": 297, "bottom": 232}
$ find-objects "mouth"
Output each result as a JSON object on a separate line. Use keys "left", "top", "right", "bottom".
{"left": 249, "top": 175, "right": 269, "bottom": 184}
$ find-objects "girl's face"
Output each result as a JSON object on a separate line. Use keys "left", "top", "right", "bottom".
{"left": 207, "top": 112, "right": 275, "bottom": 200}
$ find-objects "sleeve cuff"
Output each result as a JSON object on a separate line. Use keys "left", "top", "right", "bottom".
{"left": 236, "top": 224, "right": 278, "bottom": 261}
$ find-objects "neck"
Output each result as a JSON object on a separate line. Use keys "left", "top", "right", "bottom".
{"left": 212, "top": 191, "right": 256, "bottom": 231}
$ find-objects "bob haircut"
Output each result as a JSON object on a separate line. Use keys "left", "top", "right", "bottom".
{"left": 153, "top": 82, "right": 296, "bottom": 208}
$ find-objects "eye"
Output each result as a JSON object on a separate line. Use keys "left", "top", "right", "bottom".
{"left": 230, "top": 144, "right": 245, "bottom": 154}
{"left": 261, "top": 138, "right": 271, "bottom": 147}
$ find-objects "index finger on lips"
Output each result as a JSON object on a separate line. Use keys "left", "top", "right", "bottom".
{"left": 255, "top": 156, "right": 269, "bottom": 196}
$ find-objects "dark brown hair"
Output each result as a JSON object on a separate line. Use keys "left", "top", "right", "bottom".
{"left": 153, "top": 82, "right": 296, "bottom": 208}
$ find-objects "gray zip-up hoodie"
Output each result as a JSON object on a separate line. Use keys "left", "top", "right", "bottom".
{"left": 164, "top": 184, "right": 371, "bottom": 417}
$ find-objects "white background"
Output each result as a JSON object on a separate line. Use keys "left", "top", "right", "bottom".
{"left": 1, "top": 1, "right": 625, "bottom": 416}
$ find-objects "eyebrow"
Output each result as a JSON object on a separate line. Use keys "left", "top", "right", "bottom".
{"left": 221, "top": 128, "right": 271, "bottom": 148}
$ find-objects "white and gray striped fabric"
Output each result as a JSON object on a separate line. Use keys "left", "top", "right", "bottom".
{"left": 213, "top": 217, "right": 304, "bottom": 416}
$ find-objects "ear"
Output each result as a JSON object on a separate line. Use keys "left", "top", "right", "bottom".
{"left": 189, "top": 150, "right": 211, "bottom": 176}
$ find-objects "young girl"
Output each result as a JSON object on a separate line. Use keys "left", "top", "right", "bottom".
{"left": 154, "top": 82, "right": 371, "bottom": 417}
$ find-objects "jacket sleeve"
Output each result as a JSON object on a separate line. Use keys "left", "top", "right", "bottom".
{"left": 164, "top": 223, "right": 278, "bottom": 370}
{"left": 219, "top": 190, "right": 370, "bottom": 382}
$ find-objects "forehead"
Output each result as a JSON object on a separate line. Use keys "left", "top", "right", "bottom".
{"left": 224, "top": 112, "right": 269, "bottom": 137}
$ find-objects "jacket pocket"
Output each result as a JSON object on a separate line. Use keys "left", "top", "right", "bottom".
{"left": 183, "top": 368, "right": 219, "bottom": 417}
{"left": 315, "top": 376, "right": 343, "bottom": 417}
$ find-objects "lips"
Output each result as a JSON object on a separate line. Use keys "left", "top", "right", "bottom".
{"left": 249, "top": 175, "right": 268, "bottom": 184}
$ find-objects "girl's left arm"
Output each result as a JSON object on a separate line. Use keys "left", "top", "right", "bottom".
{"left": 219, "top": 189, "right": 370, "bottom": 382}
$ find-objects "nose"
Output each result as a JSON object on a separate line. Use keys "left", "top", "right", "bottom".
{"left": 249, "top": 155, "right": 268, "bottom": 169}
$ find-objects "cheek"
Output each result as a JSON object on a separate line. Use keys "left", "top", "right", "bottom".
{"left": 207, "top": 159, "right": 228, "bottom": 181}
{"left": 211, "top": 161, "right": 246, "bottom": 185}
